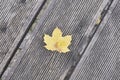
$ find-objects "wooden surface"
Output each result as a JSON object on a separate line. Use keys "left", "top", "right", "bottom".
{"left": 0, "top": 0, "right": 45, "bottom": 75}
{"left": 1, "top": 0, "right": 120, "bottom": 80}
{"left": 70, "top": 0, "right": 120, "bottom": 80}
{"left": 1, "top": 0, "right": 110, "bottom": 80}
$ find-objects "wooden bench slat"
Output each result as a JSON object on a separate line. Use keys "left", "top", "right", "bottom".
{"left": 2, "top": 0, "right": 109, "bottom": 80}
{"left": 69, "top": 0, "right": 119, "bottom": 80}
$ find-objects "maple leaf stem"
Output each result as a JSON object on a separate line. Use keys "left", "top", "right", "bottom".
{"left": 50, "top": 53, "right": 56, "bottom": 67}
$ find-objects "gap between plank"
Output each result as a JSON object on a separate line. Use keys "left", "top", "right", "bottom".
{"left": 64, "top": 0, "right": 115, "bottom": 80}
{"left": 0, "top": 0, "right": 47, "bottom": 78}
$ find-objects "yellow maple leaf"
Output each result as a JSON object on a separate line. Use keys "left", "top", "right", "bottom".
{"left": 43, "top": 27, "right": 72, "bottom": 53}
{"left": 96, "top": 15, "right": 101, "bottom": 25}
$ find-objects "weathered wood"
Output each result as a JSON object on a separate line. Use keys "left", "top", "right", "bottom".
{"left": 1, "top": 0, "right": 56, "bottom": 80}
{"left": 0, "top": 0, "right": 45, "bottom": 76}
{"left": 2, "top": 0, "right": 110, "bottom": 80}
{"left": 69, "top": 0, "right": 119, "bottom": 80}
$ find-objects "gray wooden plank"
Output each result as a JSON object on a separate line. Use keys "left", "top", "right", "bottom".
{"left": 0, "top": 0, "right": 45, "bottom": 76}
{"left": 2, "top": 0, "right": 110, "bottom": 80}
{"left": 69, "top": 0, "right": 120, "bottom": 80}
{"left": 1, "top": 0, "right": 56, "bottom": 80}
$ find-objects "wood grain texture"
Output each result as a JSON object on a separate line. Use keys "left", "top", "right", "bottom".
{"left": 1, "top": 0, "right": 56, "bottom": 80}
{"left": 0, "top": 0, "right": 44, "bottom": 76}
{"left": 2, "top": 0, "right": 109, "bottom": 80}
{"left": 70, "top": 0, "right": 119, "bottom": 80}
